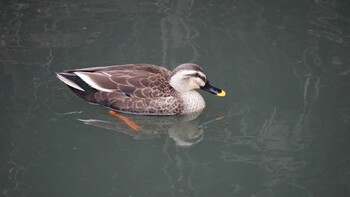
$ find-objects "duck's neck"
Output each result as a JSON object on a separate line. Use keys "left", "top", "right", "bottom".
{"left": 180, "top": 91, "right": 205, "bottom": 114}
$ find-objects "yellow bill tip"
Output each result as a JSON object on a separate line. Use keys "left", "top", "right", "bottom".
{"left": 217, "top": 90, "right": 226, "bottom": 97}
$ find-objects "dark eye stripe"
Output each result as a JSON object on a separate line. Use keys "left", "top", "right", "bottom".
{"left": 198, "top": 75, "right": 206, "bottom": 82}
{"left": 185, "top": 73, "right": 206, "bottom": 82}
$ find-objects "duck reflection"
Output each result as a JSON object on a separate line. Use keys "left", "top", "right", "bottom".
{"left": 76, "top": 111, "right": 205, "bottom": 147}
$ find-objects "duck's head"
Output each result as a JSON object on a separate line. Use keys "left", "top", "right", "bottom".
{"left": 169, "top": 63, "right": 226, "bottom": 97}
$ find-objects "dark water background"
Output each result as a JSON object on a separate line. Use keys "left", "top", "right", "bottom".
{"left": 1, "top": 0, "right": 350, "bottom": 196}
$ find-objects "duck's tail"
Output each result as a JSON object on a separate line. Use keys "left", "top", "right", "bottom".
{"left": 56, "top": 72, "right": 98, "bottom": 101}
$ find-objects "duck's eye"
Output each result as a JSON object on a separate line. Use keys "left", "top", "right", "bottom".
{"left": 185, "top": 73, "right": 206, "bottom": 81}
{"left": 194, "top": 73, "right": 206, "bottom": 82}
{"left": 185, "top": 73, "right": 199, "bottom": 78}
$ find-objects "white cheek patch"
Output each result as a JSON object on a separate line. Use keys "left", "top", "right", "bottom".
{"left": 192, "top": 76, "right": 205, "bottom": 88}
{"left": 197, "top": 78, "right": 205, "bottom": 87}
{"left": 188, "top": 80, "right": 199, "bottom": 90}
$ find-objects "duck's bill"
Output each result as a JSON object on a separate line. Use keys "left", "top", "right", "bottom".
{"left": 200, "top": 81, "right": 226, "bottom": 97}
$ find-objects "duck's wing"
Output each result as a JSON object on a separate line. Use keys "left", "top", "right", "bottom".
{"left": 64, "top": 64, "right": 170, "bottom": 75}
{"left": 57, "top": 64, "right": 174, "bottom": 98}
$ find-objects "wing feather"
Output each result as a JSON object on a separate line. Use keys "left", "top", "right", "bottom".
{"left": 64, "top": 64, "right": 173, "bottom": 98}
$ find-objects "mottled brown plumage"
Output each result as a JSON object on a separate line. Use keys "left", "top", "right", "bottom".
{"left": 56, "top": 63, "right": 225, "bottom": 115}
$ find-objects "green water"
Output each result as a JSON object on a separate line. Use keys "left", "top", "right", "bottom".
{"left": 1, "top": 0, "right": 350, "bottom": 196}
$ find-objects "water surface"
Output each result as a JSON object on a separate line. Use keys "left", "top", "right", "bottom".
{"left": 1, "top": 0, "right": 350, "bottom": 196}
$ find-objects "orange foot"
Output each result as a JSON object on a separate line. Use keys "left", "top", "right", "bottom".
{"left": 108, "top": 110, "right": 141, "bottom": 132}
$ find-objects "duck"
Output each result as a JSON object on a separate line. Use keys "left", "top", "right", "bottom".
{"left": 56, "top": 63, "right": 225, "bottom": 116}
